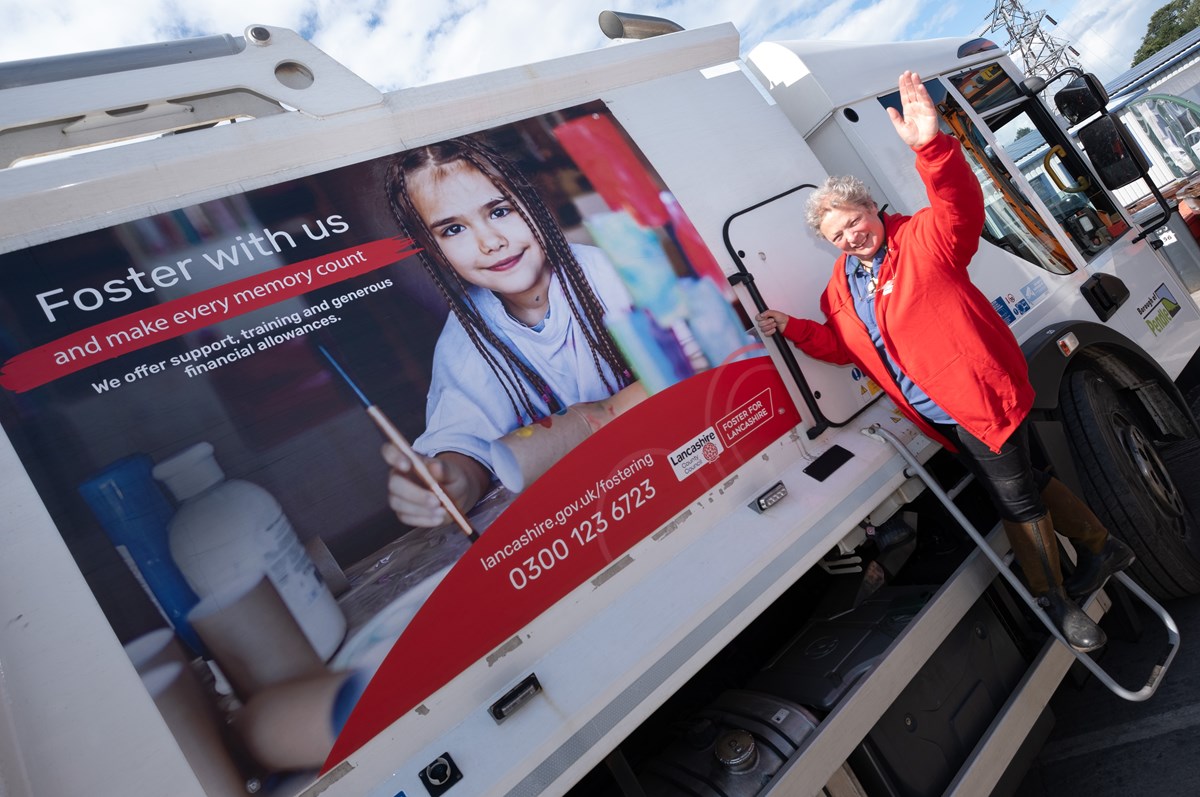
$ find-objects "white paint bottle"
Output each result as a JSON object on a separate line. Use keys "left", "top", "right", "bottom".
{"left": 153, "top": 442, "right": 346, "bottom": 661}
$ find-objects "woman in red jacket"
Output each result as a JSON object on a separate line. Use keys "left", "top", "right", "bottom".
{"left": 757, "top": 71, "right": 1132, "bottom": 653}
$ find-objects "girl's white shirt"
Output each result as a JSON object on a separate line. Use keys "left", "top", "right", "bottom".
{"left": 413, "top": 243, "right": 632, "bottom": 471}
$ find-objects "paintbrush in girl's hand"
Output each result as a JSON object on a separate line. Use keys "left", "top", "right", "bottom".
{"left": 317, "top": 345, "right": 478, "bottom": 542}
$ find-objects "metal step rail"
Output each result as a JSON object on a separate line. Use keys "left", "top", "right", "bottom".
{"left": 864, "top": 423, "right": 1180, "bottom": 702}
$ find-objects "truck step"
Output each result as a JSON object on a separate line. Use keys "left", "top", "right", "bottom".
{"left": 865, "top": 423, "right": 1181, "bottom": 702}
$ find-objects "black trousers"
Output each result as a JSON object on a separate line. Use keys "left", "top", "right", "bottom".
{"left": 926, "top": 418, "right": 1051, "bottom": 524}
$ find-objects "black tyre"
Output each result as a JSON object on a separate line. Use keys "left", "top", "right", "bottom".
{"left": 1059, "top": 369, "right": 1200, "bottom": 600}
{"left": 1161, "top": 438, "right": 1200, "bottom": 547}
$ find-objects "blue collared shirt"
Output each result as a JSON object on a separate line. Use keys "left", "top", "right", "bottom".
{"left": 846, "top": 250, "right": 953, "bottom": 424}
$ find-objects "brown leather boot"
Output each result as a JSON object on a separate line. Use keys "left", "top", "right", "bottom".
{"left": 1040, "top": 477, "right": 1107, "bottom": 552}
{"left": 1003, "top": 514, "right": 1107, "bottom": 653}
{"left": 1064, "top": 537, "right": 1136, "bottom": 600}
{"left": 1040, "top": 477, "right": 1135, "bottom": 599}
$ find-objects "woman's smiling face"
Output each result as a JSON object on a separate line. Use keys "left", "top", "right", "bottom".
{"left": 818, "top": 203, "right": 884, "bottom": 261}
{"left": 409, "top": 160, "right": 548, "bottom": 298}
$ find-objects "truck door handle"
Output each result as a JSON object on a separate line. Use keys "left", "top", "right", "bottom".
{"left": 1080, "top": 273, "right": 1129, "bottom": 321}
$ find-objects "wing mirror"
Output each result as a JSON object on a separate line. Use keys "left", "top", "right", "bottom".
{"left": 1019, "top": 68, "right": 1108, "bottom": 125}
{"left": 1054, "top": 74, "right": 1109, "bottom": 125}
{"left": 1077, "top": 114, "right": 1151, "bottom": 189}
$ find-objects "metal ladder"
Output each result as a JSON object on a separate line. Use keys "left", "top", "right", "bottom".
{"left": 864, "top": 423, "right": 1181, "bottom": 702}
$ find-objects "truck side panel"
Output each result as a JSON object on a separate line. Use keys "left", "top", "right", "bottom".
{"left": 0, "top": 25, "right": 920, "bottom": 797}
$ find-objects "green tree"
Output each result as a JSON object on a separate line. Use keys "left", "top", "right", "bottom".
{"left": 1132, "top": 0, "right": 1200, "bottom": 66}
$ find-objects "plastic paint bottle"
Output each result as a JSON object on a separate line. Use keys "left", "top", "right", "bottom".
{"left": 79, "top": 455, "right": 205, "bottom": 656}
{"left": 152, "top": 442, "right": 346, "bottom": 660}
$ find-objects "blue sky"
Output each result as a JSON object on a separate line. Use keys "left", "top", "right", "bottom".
{"left": 0, "top": 0, "right": 1168, "bottom": 89}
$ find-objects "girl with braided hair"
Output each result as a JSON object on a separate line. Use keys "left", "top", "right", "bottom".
{"left": 381, "top": 134, "right": 636, "bottom": 528}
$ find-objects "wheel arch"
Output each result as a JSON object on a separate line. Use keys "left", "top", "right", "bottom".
{"left": 1021, "top": 320, "right": 1199, "bottom": 496}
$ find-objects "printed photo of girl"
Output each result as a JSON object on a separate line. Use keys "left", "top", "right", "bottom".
{"left": 0, "top": 97, "right": 781, "bottom": 787}
{"left": 380, "top": 135, "right": 641, "bottom": 528}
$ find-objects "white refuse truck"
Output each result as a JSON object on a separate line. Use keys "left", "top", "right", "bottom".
{"left": 0, "top": 10, "right": 1198, "bottom": 797}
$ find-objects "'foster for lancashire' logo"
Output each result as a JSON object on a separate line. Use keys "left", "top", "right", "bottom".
{"left": 669, "top": 427, "right": 724, "bottom": 481}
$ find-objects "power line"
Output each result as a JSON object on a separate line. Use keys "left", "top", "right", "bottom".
{"left": 1030, "top": 3, "right": 1141, "bottom": 79}
{"left": 983, "top": 0, "right": 1081, "bottom": 80}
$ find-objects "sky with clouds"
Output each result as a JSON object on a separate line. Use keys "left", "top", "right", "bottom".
{"left": 0, "top": 0, "right": 1174, "bottom": 90}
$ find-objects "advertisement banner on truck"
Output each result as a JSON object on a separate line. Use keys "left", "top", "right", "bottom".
{"left": 0, "top": 102, "right": 800, "bottom": 787}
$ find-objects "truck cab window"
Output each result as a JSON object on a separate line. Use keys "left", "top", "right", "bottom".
{"left": 946, "top": 65, "right": 1128, "bottom": 269}
{"left": 881, "top": 73, "right": 1073, "bottom": 274}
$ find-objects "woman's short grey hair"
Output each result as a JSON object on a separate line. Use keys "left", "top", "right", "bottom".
{"left": 805, "top": 175, "right": 876, "bottom": 236}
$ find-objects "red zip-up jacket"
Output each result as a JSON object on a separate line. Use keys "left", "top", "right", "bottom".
{"left": 782, "top": 131, "right": 1034, "bottom": 453}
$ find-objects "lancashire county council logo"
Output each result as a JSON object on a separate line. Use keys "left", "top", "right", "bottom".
{"left": 669, "top": 427, "right": 725, "bottom": 481}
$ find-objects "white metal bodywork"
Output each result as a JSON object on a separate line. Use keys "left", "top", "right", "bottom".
{"left": 0, "top": 21, "right": 1196, "bottom": 797}
{"left": 0, "top": 23, "right": 934, "bottom": 797}
{"left": 347, "top": 410, "right": 932, "bottom": 797}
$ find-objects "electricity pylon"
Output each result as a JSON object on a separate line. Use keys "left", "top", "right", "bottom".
{"left": 983, "top": 0, "right": 1081, "bottom": 81}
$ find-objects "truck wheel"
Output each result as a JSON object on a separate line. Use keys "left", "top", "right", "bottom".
{"left": 1059, "top": 369, "right": 1200, "bottom": 600}
{"left": 1161, "top": 438, "right": 1200, "bottom": 542}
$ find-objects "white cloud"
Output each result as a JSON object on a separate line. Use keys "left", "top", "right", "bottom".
{"left": 0, "top": 0, "right": 1177, "bottom": 91}
{"left": 825, "top": 0, "right": 928, "bottom": 42}
{"left": 1, "top": 0, "right": 159, "bottom": 61}
{"left": 918, "top": 1, "right": 969, "bottom": 40}
{"left": 1032, "top": 0, "right": 1166, "bottom": 82}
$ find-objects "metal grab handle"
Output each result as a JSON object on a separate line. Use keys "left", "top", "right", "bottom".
{"left": 1042, "top": 145, "right": 1091, "bottom": 194}
{"left": 863, "top": 423, "right": 1180, "bottom": 702}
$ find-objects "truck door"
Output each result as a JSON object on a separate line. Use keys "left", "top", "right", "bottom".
{"left": 725, "top": 188, "right": 884, "bottom": 433}
{"left": 921, "top": 64, "right": 1200, "bottom": 367}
